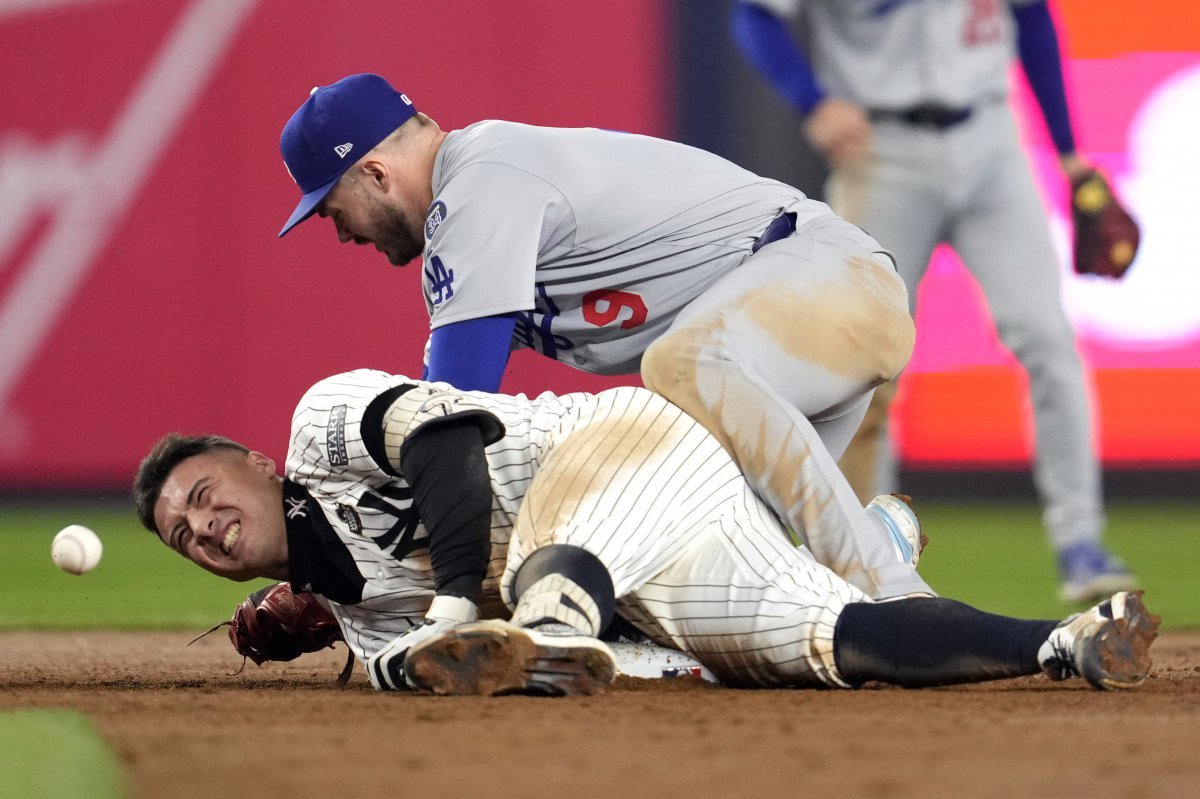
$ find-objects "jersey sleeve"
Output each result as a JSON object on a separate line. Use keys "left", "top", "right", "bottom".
{"left": 1010, "top": 0, "right": 1076, "bottom": 155}
{"left": 731, "top": 0, "right": 826, "bottom": 116}
{"left": 286, "top": 369, "right": 421, "bottom": 489}
{"left": 424, "top": 315, "right": 516, "bottom": 392}
{"left": 380, "top": 384, "right": 507, "bottom": 473}
{"left": 740, "top": 0, "right": 802, "bottom": 15}
{"left": 422, "top": 161, "right": 576, "bottom": 328}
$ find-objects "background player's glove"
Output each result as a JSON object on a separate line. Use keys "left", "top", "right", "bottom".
{"left": 366, "top": 595, "right": 479, "bottom": 691}
{"left": 225, "top": 582, "right": 343, "bottom": 665}
{"left": 1070, "top": 169, "right": 1140, "bottom": 279}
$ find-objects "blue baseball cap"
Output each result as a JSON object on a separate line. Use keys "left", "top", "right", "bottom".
{"left": 278, "top": 73, "right": 418, "bottom": 237}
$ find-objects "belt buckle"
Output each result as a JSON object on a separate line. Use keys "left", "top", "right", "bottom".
{"left": 906, "top": 104, "right": 969, "bottom": 129}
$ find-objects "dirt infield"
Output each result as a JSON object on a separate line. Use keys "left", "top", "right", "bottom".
{"left": 2, "top": 630, "right": 1198, "bottom": 799}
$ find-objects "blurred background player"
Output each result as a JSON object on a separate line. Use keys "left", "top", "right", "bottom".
{"left": 730, "top": 0, "right": 1137, "bottom": 602}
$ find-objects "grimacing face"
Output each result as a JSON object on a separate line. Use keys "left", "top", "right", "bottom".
{"left": 152, "top": 449, "right": 289, "bottom": 582}
{"left": 318, "top": 174, "right": 425, "bottom": 266}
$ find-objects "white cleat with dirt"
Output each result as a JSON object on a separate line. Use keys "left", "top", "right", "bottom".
{"left": 1038, "top": 590, "right": 1160, "bottom": 690}
{"left": 867, "top": 493, "right": 929, "bottom": 566}
{"left": 403, "top": 619, "right": 618, "bottom": 696}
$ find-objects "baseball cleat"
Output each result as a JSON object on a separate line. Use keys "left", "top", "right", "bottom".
{"left": 403, "top": 620, "right": 617, "bottom": 697}
{"left": 1056, "top": 541, "right": 1138, "bottom": 604}
{"left": 1038, "top": 589, "right": 1160, "bottom": 690}
{"left": 867, "top": 493, "right": 928, "bottom": 567}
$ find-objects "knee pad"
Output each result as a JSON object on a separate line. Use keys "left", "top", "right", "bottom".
{"left": 510, "top": 544, "right": 615, "bottom": 635}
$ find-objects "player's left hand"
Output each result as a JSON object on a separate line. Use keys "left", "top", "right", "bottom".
{"left": 366, "top": 595, "right": 479, "bottom": 691}
{"left": 1070, "top": 168, "right": 1140, "bottom": 279}
{"left": 225, "top": 582, "right": 342, "bottom": 665}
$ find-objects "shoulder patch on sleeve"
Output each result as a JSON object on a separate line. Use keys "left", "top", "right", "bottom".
{"left": 425, "top": 200, "right": 448, "bottom": 240}
{"left": 327, "top": 404, "right": 349, "bottom": 466}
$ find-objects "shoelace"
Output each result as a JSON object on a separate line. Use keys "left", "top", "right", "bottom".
{"left": 1042, "top": 639, "right": 1079, "bottom": 681}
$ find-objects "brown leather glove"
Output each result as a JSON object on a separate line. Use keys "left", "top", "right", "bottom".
{"left": 1071, "top": 169, "right": 1140, "bottom": 279}
{"left": 226, "top": 583, "right": 342, "bottom": 665}
{"left": 189, "top": 583, "right": 354, "bottom": 686}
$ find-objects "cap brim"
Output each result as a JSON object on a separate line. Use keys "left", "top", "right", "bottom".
{"left": 278, "top": 175, "right": 340, "bottom": 237}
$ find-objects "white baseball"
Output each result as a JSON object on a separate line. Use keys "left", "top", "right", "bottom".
{"left": 52, "top": 524, "right": 103, "bottom": 575}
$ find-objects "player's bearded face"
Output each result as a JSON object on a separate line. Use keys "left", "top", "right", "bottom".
{"left": 367, "top": 194, "right": 424, "bottom": 267}
{"left": 153, "top": 450, "right": 289, "bottom": 582}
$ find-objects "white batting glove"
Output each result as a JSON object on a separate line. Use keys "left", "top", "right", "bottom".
{"left": 367, "top": 595, "right": 479, "bottom": 691}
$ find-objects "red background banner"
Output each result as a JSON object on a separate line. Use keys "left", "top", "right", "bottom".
{"left": 1, "top": 0, "right": 1196, "bottom": 491}
{"left": 0, "top": 0, "right": 669, "bottom": 490}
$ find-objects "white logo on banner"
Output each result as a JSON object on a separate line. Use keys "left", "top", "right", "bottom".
{"left": 0, "top": 0, "right": 258, "bottom": 445}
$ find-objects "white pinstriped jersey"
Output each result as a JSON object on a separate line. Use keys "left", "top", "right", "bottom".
{"left": 422, "top": 121, "right": 837, "bottom": 374}
{"left": 283, "top": 368, "right": 672, "bottom": 661}
{"left": 285, "top": 369, "right": 871, "bottom": 687}
{"left": 502, "top": 382, "right": 870, "bottom": 688}
{"left": 284, "top": 368, "right": 573, "bottom": 659}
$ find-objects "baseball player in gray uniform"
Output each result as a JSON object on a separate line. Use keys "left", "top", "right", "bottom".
{"left": 275, "top": 73, "right": 929, "bottom": 605}
{"left": 731, "top": 0, "right": 1136, "bottom": 603}
{"left": 134, "top": 369, "right": 1157, "bottom": 695}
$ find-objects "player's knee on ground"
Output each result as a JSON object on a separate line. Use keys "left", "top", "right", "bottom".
{"left": 508, "top": 544, "right": 615, "bottom": 637}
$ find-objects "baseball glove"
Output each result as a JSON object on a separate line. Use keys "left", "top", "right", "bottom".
{"left": 189, "top": 582, "right": 354, "bottom": 685}
{"left": 1070, "top": 169, "right": 1140, "bottom": 279}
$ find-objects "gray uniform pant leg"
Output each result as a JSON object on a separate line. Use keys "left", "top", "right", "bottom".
{"left": 641, "top": 217, "right": 933, "bottom": 600}
{"left": 950, "top": 110, "right": 1104, "bottom": 546}
{"left": 829, "top": 105, "right": 1104, "bottom": 548}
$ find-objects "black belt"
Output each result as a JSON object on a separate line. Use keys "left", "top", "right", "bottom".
{"left": 751, "top": 211, "right": 797, "bottom": 254}
{"left": 868, "top": 103, "right": 972, "bottom": 130}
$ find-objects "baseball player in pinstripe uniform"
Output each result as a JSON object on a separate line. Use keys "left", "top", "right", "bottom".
{"left": 274, "top": 73, "right": 930, "bottom": 606}
{"left": 730, "top": 0, "right": 1137, "bottom": 603}
{"left": 134, "top": 369, "right": 1157, "bottom": 695}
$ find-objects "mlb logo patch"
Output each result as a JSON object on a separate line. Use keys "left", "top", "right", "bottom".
{"left": 425, "top": 200, "right": 447, "bottom": 240}
{"left": 661, "top": 666, "right": 705, "bottom": 679}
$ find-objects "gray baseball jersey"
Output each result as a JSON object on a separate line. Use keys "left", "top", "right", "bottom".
{"left": 422, "top": 121, "right": 831, "bottom": 374}
{"left": 286, "top": 369, "right": 869, "bottom": 688}
{"left": 752, "top": 0, "right": 1041, "bottom": 109}
{"left": 418, "top": 121, "right": 936, "bottom": 602}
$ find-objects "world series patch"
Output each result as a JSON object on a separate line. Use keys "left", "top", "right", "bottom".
{"left": 425, "top": 200, "right": 447, "bottom": 240}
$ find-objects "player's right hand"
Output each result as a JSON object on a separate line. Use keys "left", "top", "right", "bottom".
{"left": 804, "top": 98, "right": 871, "bottom": 166}
{"left": 366, "top": 595, "right": 479, "bottom": 691}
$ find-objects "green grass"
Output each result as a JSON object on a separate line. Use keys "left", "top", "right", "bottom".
{"left": 0, "top": 501, "right": 273, "bottom": 629}
{"left": 916, "top": 499, "right": 1197, "bottom": 626}
{"left": 1, "top": 496, "right": 1186, "bottom": 799}
{"left": 0, "top": 497, "right": 1195, "bottom": 629}
{"left": 0, "top": 710, "right": 125, "bottom": 799}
